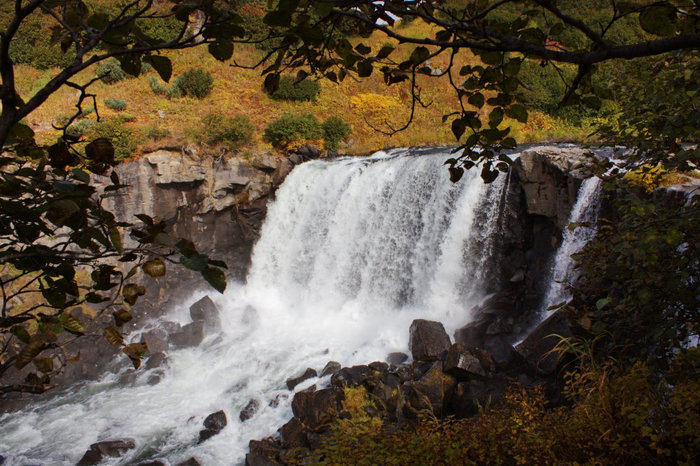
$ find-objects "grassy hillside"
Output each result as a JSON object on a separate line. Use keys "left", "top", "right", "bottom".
{"left": 13, "top": 17, "right": 593, "bottom": 157}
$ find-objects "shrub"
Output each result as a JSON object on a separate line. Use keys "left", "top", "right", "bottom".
{"left": 514, "top": 59, "right": 571, "bottom": 113}
{"left": 104, "top": 98, "right": 127, "bottom": 111}
{"left": 86, "top": 117, "right": 137, "bottom": 162}
{"left": 136, "top": 16, "right": 183, "bottom": 44}
{"left": 322, "top": 117, "right": 351, "bottom": 150}
{"left": 148, "top": 76, "right": 168, "bottom": 95}
{"left": 143, "top": 126, "right": 170, "bottom": 141}
{"left": 96, "top": 59, "right": 130, "bottom": 84}
{"left": 263, "top": 113, "right": 322, "bottom": 148}
{"left": 66, "top": 119, "right": 96, "bottom": 138}
{"left": 173, "top": 69, "right": 213, "bottom": 99}
{"left": 8, "top": 12, "right": 75, "bottom": 69}
{"left": 270, "top": 75, "right": 321, "bottom": 102}
{"left": 201, "top": 113, "right": 255, "bottom": 148}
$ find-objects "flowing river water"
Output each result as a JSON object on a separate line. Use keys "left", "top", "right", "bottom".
{"left": 0, "top": 147, "right": 596, "bottom": 464}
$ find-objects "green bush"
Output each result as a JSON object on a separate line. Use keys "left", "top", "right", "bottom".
{"left": 143, "top": 126, "right": 170, "bottom": 141}
{"left": 66, "top": 119, "right": 96, "bottom": 138}
{"left": 322, "top": 117, "right": 351, "bottom": 150}
{"left": 136, "top": 16, "right": 183, "bottom": 44}
{"left": 148, "top": 76, "right": 168, "bottom": 95}
{"left": 263, "top": 113, "right": 323, "bottom": 147}
{"left": 201, "top": 113, "right": 255, "bottom": 148}
{"left": 86, "top": 117, "right": 137, "bottom": 162}
{"left": 270, "top": 75, "right": 321, "bottom": 102}
{"left": 104, "top": 98, "right": 127, "bottom": 111}
{"left": 514, "top": 59, "right": 570, "bottom": 113}
{"left": 96, "top": 59, "right": 131, "bottom": 84}
{"left": 7, "top": 12, "right": 75, "bottom": 69}
{"left": 173, "top": 69, "right": 213, "bottom": 99}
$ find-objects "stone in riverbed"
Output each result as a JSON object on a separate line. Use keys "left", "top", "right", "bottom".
{"left": 198, "top": 410, "right": 227, "bottom": 443}
{"left": 402, "top": 361, "right": 456, "bottom": 418}
{"left": 140, "top": 329, "right": 169, "bottom": 353}
{"left": 189, "top": 296, "right": 221, "bottom": 330}
{"left": 516, "top": 308, "right": 581, "bottom": 375}
{"left": 291, "top": 387, "right": 345, "bottom": 430}
{"left": 443, "top": 344, "right": 496, "bottom": 380}
{"left": 240, "top": 399, "right": 260, "bottom": 422}
{"left": 77, "top": 439, "right": 136, "bottom": 465}
{"left": 176, "top": 458, "right": 202, "bottom": 466}
{"left": 279, "top": 417, "right": 308, "bottom": 449}
{"left": 408, "top": 319, "right": 451, "bottom": 362}
{"left": 330, "top": 365, "right": 370, "bottom": 388}
{"left": 170, "top": 321, "right": 204, "bottom": 348}
{"left": 320, "top": 361, "right": 341, "bottom": 377}
{"left": 286, "top": 368, "right": 317, "bottom": 390}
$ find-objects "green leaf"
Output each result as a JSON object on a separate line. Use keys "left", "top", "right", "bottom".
{"left": 15, "top": 340, "right": 46, "bottom": 369}
{"left": 85, "top": 138, "right": 115, "bottom": 165}
{"left": 452, "top": 118, "right": 467, "bottom": 141}
{"left": 180, "top": 253, "right": 208, "bottom": 271}
{"left": 143, "top": 259, "right": 166, "bottom": 277}
{"left": 209, "top": 39, "right": 234, "bottom": 61}
{"left": 105, "top": 326, "right": 124, "bottom": 347}
{"left": 109, "top": 227, "right": 123, "bottom": 254}
{"left": 113, "top": 309, "right": 133, "bottom": 327}
{"left": 357, "top": 60, "right": 373, "bottom": 78}
{"left": 59, "top": 312, "right": 85, "bottom": 335}
{"left": 264, "top": 73, "right": 280, "bottom": 94}
{"left": 489, "top": 107, "right": 504, "bottom": 128}
{"left": 202, "top": 266, "right": 226, "bottom": 293}
{"left": 144, "top": 55, "right": 172, "bottom": 82}
{"left": 116, "top": 54, "right": 142, "bottom": 77}
{"left": 33, "top": 356, "right": 54, "bottom": 373}
{"left": 639, "top": 6, "right": 677, "bottom": 37}
{"left": 468, "top": 93, "right": 485, "bottom": 109}
{"left": 355, "top": 43, "right": 372, "bottom": 55}
{"left": 376, "top": 45, "right": 394, "bottom": 59}
{"left": 596, "top": 298, "right": 611, "bottom": 310}
{"left": 449, "top": 166, "right": 464, "bottom": 183}
{"left": 506, "top": 104, "right": 528, "bottom": 123}
{"left": 122, "top": 284, "right": 146, "bottom": 305}
{"left": 582, "top": 96, "right": 602, "bottom": 110}
{"left": 11, "top": 325, "right": 31, "bottom": 344}
{"left": 409, "top": 46, "right": 430, "bottom": 65}
{"left": 264, "top": 11, "right": 292, "bottom": 27}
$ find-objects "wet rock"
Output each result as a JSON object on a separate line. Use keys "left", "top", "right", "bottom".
{"left": 136, "top": 461, "right": 166, "bottom": 466}
{"left": 176, "top": 458, "right": 202, "bottom": 466}
{"left": 452, "top": 376, "right": 509, "bottom": 418}
{"left": 198, "top": 410, "right": 227, "bottom": 443}
{"left": 171, "top": 321, "right": 204, "bottom": 348}
{"left": 141, "top": 329, "right": 169, "bottom": 353}
{"left": 242, "top": 305, "right": 259, "bottom": 326}
{"left": 443, "top": 344, "right": 496, "bottom": 380}
{"left": 247, "top": 438, "right": 282, "bottom": 465}
{"left": 240, "top": 399, "right": 260, "bottom": 422}
{"left": 408, "top": 319, "right": 451, "bottom": 362}
{"left": 386, "top": 352, "right": 408, "bottom": 366}
{"left": 291, "top": 387, "right": 345, "bottom": 430}
{"left": 279, "top": 417, "right": 308, "bottom": 449}
{"left": 78, "top": 439, "right": 136, "bottom": 465}
{"left": 147, "top": 374, "right": 161, "bottom": 385}
{"left": 453, "top": 316, "right": 492, "bottom": 348}
{"left": 320, "top": 361, "right": 341, "bottom": 377}
{"left": 402, "top": 361, "right": 456, "bottom": 418}
{"left": 189, "top": 296, "right": 221, "bottom": 330}
{"left": 268, "top": 393, "right": 288, "bottom": 408}
{"left": 145, "top": 352, "right": 168, "bottom": 370}
{"left": 330, "top": 365, "right": 370, "bottom": 388}
{"left": 484, "top": 336, "right": 527, "bottom": 372}
{"left": 286, "top": 368, "right": 317, "bottom": 390}
{"left": 160, "top": 321, "right": 181, "bottom": 335}
{"left": 369, "top": 361, "right": 389, "bottom": 373}
{"left": 516, "top": 308, "right": 581, "bottom": 375}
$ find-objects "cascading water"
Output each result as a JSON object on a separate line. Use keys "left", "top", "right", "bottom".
{"left": 0, "top": 148, "right": 508, "bottom": 465}
{"left": 541, "top": 176, "right": 603, "bottom": 316}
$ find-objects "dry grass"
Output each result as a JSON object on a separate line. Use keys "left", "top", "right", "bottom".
{"left": 15, "top": 19, "right": 593, "bottom": 156}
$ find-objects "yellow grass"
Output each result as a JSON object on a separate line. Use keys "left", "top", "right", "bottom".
{"left": 15, "top": 19, "right": 593, "bottom": 156}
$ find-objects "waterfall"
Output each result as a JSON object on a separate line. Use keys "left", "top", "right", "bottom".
{"left": 0, "top": 148, "right": 507, "bottom": 465}
{"left": 541, "top": 176, "right": 603, "bottom": 316}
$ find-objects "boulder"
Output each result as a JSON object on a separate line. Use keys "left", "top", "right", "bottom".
{"left": 198, "top": 410, "right": 227, "bottom": 444}
{"left": 240, "top": 399, "right": 260, "bottom": 422}
{"left": 176, "top": 459, "right": 202, "bottom": 466}
{"left": 189, "top": 296, "right": 221, "bottom": 330}
{"left": 402, "top": 361, "right": 456, "bottom": 418}
{"left": 286, "top": 368, "right": 317, "bottom": 390}
{"left": 141, "top": 329, "right": 169, "bottom": 353}
{"left": 516, "top": 308, "right": 581, "bottom": 375}
{"left": 386, "top": 352, "right": 408, "bottom": 366}
{"left": 483, "top": 336, "right": 525, "bottom": 372}
{"left": 279, "top": 417, "right": 308, "bottom": 449}
{"left": 320, "top": 361, "right": 341, "bottom": 377}
{"left": 145, "top": 352, "right": 168, "bottom": 370}
{"left": 451, "top": 376, "right": 509, "bottom": 418}
{"left": 136, "top": 461, "right": 166, "bottom": 466}
{"left": 171, "top": 321, "right": 204, "bottom": 348}
{"left": 291, "top": 387, "right": 345, "bottom": 430}
{"left": 408, "top": 319, "right": 451, "bottom": 362}
{"left": 78, "top": 439, "right": 136, "bottom": 465}
{"left": 443, "top": 344, "right": 496, "bottom": 380}
{"left": 246, "top": 439, "right": 282, "bottom": 466}
{"left": 330, "top": 365, "right": 370, "bottom": 388}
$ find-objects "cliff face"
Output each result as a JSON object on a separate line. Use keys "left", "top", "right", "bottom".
{"left": 97, "top": 149, "right": 295, "bottom": 279}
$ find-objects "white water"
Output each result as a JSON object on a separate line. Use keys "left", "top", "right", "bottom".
{"left": 0, "top": 148, "right": 507, "bottom": 465}
{"left": 541, "top": 177, "right": 603, "bottom": 316}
